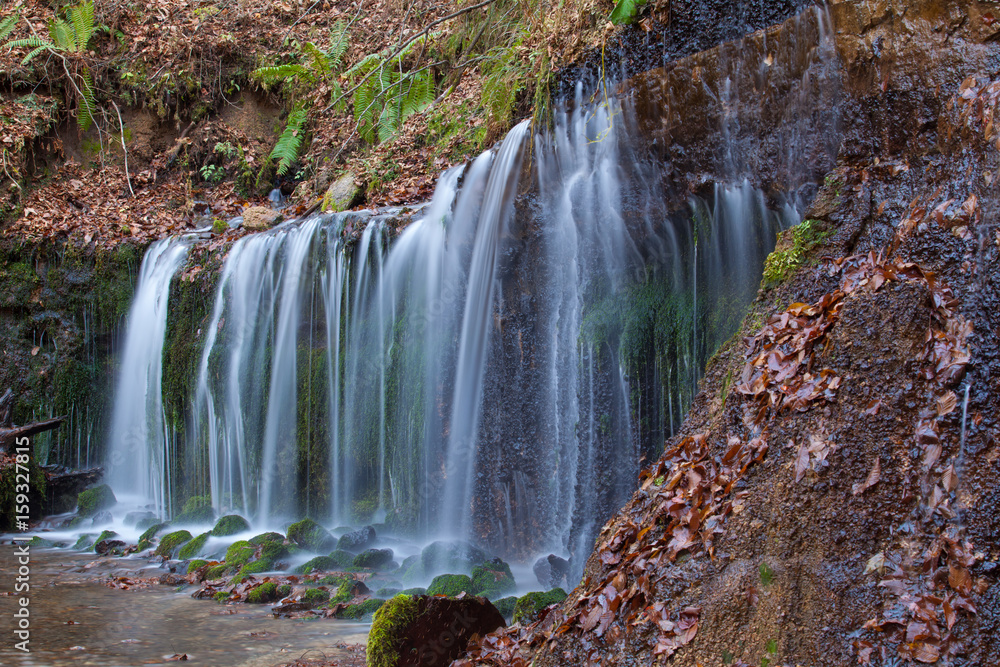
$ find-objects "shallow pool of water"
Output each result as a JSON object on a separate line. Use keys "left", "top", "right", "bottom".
{"left": 0, "top": 546, "right": 368, "bottom": 666}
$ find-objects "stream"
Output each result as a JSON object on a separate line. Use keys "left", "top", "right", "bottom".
{"left": 0, "top": 546, "right": 368, "bottom": 666}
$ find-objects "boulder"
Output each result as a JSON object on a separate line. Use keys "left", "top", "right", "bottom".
{"left": 471, "top": 558, "right": 516, "bottom": 597}
{"left": 336, "top": 525, "right": 376, "bottom": 553}
{"left": 287, "top": 517, "right": 337, "bottom": 552}
{"left": 321, "top": 173, "right": 361, "bottom": 213}
{"left": 532, "top": 553, "right": 569, "bottom": 589}
{"left": 512, "top": 588, "right": 567, "bottom": 625}
{"left": 210, "top": 514, "right": 250, "bottom": 537}
{"left": 353, "top": 547, "right": 395, "bottom": 571}
{"left": 367, "top": 594, "right": 506, "bottom": 667}
{"left": 91, "top": 509, "right": 114, "bottom": 526}
{"left": 76, "top": 484, "right": 116, "bottom": 518}
{"left": 95, "top": 539, "right": 126, "bottom": 556}
{"left": 420, "top": 540, "right": 489, "bottom": 575}
{"left": 242, "top": 206, "right": 282, "bottom": 231}
{"left": 426, "top": 574, "right": 473, "bottom": 597}
{"left": 124, "top": 510, "right": 156, "bottom": 526}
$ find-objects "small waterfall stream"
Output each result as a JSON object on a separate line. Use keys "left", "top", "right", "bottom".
{"left": 104, "top": 5, "right": 841, "bottom": 565}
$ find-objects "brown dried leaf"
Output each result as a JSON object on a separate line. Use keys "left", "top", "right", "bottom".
{"left": 794, "top": 440, "right": 809, "bottom": 483}
{"left": 852, "top": 458, "right": 881, "bottom": 496}
{"left": 937, "top": 391, "right": 957, "bottom": 416}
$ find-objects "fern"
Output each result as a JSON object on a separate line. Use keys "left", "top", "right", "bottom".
{"left": 69, "top": 0, "right": 95, "bottom": 52}
{"left": 49, "top": 17, "right": 75, "bottom": 51}
{"left": 0, "top": 12, "right": 20, "bottom": 43}
{"left": 301, "top": 41, "right": 330, "bottom": 77}
{"left": 327, "top": 20, "right": 348, "bottom": 67}
{"left": 270, "top": 106, "right": 308, "bottom": 176}
{"left": 252, "top": 63, "right": 312, "bottom": 86}
{"left": 78, "top": 69, "right": 96, "bottom": 132}
{"left": 21, "top": 45, "right": 50, "bottom": 65}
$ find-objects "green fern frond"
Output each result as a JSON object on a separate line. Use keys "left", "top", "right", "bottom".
{"left": 401, "top": 70, "right": 434, "bottom": 119}
{"left": 270, "top": 106, "right": 308, "bottom": 176}
{"left": 21, "top": 45, "right": 49, "bottom": 65}
{"left": 378, "top": 101, "right": 400, "bottom": 144}
{"left": 327, "top": 20, "right": 348, "bottom": 67}
{"left": 301, "top": 41, "right": 330, "bottom": 78}
{"left": 6, "top": 35, "right": 51, "bottom": 50}
{"left": 354, "top": 79, "right": 376, "bottom": 143}
{"left": 251, "top": 63, "right": 311, "bottom": 85}
{"left": 0, "top": 12, "right": 20, "bottom": 43}
{"left": 69, "top": 0, "right": 95, "bottom": 52}
{"left": 49, "top": 17, "right": 74, "bottom": 51}
{"left": 77, "top": 69, "right": 96, "bottom": 132}
{"left": 344, "top": 52, "right": 382, "bottom": 78}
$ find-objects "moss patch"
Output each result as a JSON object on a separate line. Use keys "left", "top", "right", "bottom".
{"left": 512, "top": 588, "right": 567, "bottom": 624}
{"left": 247, "top": 582, "right": 279, "bottom": 604}
{"left": 224, "top": 540, "right": 254, "bottom": 567}
{"left": 471, "top": 560, "right": 515, "bottom": 597}
{"left": 187, "top": 559, "right": 209, "bottom": 574}
{"left": 427, "top": 574, "right": 473, "bottom": 597}
{"left": 210, "top": 514, "right": 250, "bottom": 536}
{"left": 287, "top": 517, "right": 335, "bottom": 552}
{"left": 178, "top": 532, "right": 210, "bottom": 560}
{"left": 493, "top": 595, "right": 518, "bottom": 619}
{"left": 335, "top": 598, "right": 386, "bottom": 619}
{"left": 367, "top": 594, "right": 420, "bottom": 667}
{"left": 761, "top": 218, "right": 833, "bottom": 286}
{"left": 77, "top": 484, "right": 116, "bottom": 518}
{"left": 154, "top": 530, "right": 193, "bottom": 558}
{"left": 137, "top": 522, "right": 170, "bottom": 550}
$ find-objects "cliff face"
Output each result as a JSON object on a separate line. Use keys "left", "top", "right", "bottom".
{"left": 458, "top": 1, "right": 1000, "bottom": 665}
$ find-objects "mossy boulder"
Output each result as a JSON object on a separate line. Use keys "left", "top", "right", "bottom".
{"left": 206, "top": 563, "right": 229, "bottom": 579}
{"left": 76, "top": 484, "right": 116, "bottom": 518}
{"left": 420, "top": 540, "right": 489, "bottom": 574}
{"left": 512, "top": 588, "right": 567, "bottom": 625}
{"left": 353, "top": 547, "right": 394, "bottom": 571}
{"left": 287, "top": 518, "right": 337, "bottom": 552}
{"left": 426, "top": 573, "right": 473, "bottom": 597}
{"left": 493, "top": 596, "right": 518, "bottom": 619}
{"left": 335, "top": 598, "right": 386, "bottom": 619}
{"left": 124, "top": 510, "right": 156, "bottom": 526}
{"left": 375, "top": 587, "right": 402, "bottom": 599}
{"left": 224, "top": 540, "right": 254, "bottom": 567}
{"left": 187, "top": 559, "right": 209, "bottom": 574}
{"left": 232, "top": 558, "right": 276, "bottom": 584}
{"left": 295, "top": 555, "right": 339, "bottom": 574}
{"left": 331, "top": 578, "right": 371, "bottom": 604}
{"left": 177, "top": 532, "right": 210, "bottom": 560}
{"left": 399, "top": 554, "right": 424, "bottom": 583}
{"left": 276, "top": 584, "right": 292, "bottom": 599}
{"left": 155, "top": 530, "right": 193, "bottom": 558}
{"left": 471, "top": 558, "right": 516, "bottom": 598}
{"left": 367, "top": 595, "right": 505, "bottom": 667}
{"left": 210, "top": 514, "right": 250, "bottom": 537}
{"left": 137, "top": 522, "right": 170, "bottom": 550}
{"left": 401, "top": 587, "right": 426, "bottom": 596}
{"left": 249, "top": 532, "right": 284, "bottom": 546}
{"left": 329, "top": 549, "right": 355, "bottom": 568}
{"left": 135, "top": 516, "right": 160, "bottom": 531}
{"left": 303, "top": 588, "right": 330, "bottom": 605}
{"left": 247, "top": 582, "right": 279, "bottom": 604}
{"left": 335, "top": 524, "right": 376, "bottom": 553}
{"left": 29, "top": 536, "right": 56, "bottom": 548}
{"left": 73, "top": 533, "right": 96, "bottom": 550}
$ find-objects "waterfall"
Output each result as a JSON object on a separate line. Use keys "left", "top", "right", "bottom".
{"left": 106, "top": 238, "right": 190, "bottom": 515}
{"left": 106, "top": 5, "right": 840, "bottom": 563}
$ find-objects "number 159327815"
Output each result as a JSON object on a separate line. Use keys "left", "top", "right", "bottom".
{"left": 14, "top": 436, "right": 31, "bottom": 524}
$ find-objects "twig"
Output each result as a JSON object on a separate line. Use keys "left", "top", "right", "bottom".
{"left": 111, "top": 101, "right": 135, "bottom": 197}
{"left": 322, "top": 0, "right": 499, "bottom": 113}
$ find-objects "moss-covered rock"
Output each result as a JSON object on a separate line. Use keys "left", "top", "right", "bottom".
{"left": 335, "top": 598, "right": 386, "bottom": 619}
{"left": 137, "top": 522, "right": 170, "bottom": 550}
{"left": 224, "top": 540, "right": 254, "bottom": 567}
{"left": 232, "top": 558, "right": 275, "bottom": 584}
{"left": 73, "top": 533, "right": 96, "bottom": 550}
{"left": 367, "top": 594, "right": 421, "bottom": 667}
{"left": 353, "top": 547, "right": 394, "bottom": 571}
{"left": 335, "top": 525, "right": 376, "bottom": 553}
{"left": 375, "top": 587, "right": 402, "bottom": 599}
{"left": 28, "top": 536, "right": 57, "bottom": 548}
{"left": 493, "top": 596, "right": 518, "bottom": 619}
{"left": 249, "top": 531, "right": 284, "bottom": 546}
{"left": 303, "top": 588, "right": 330, "bottom": 605}
{"left": 76, "top": 484, "right": 116, "bottom": 518}
{"left": 91, "top": 530, "right": 118, "bottom": 552}
{"left": 471, "top": 558, "right": 516, "bottom": 598}
{"left": 295, "top": 555, "right": 338, "bottom": 574}
{"left": 399, "top": 554, "right": 424, "bottom": 583}
{"left": 276, "top": 584, "right": 292, "bottom": 599}
{"left": 210, "top": 514, "right": 250, "bottom": 537}
{"left": 420, "top": 540, "right": 489, "bottom": 574}
{"left": 177, "top": 532, "right": 210, "bottom": 560}
{"left": 247, "top": 581, "right": 279, "bottom": 604}
{"left": 135, "top": 516, "right": 160, "bottom": 531}
{"left": 287, "top": 518, "right": 336, "bottom": 552}
{"left": 401, "top": 587, "right": 426, "bottom": 596}
{"left": 426, "top": 573, "right": 473, "bottom": 597}
{"left": 187, "top": 559, "right": 209, "bottom": 574}
{"left": 154, "top": 530, "right": 193, "bottom": 558}
{"left": 512, "top": 588, "right": 567, "bottom": 625}
{"left": 331, "top": 577, "right": 371, "bottom": 604}
{"left": 206, "top": 563, "right": 229, "bottom": 579}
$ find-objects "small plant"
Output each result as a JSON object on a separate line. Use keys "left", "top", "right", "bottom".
{"left": 213, "top": 141, "right": 238, "bottom": 159}
{"left": 759, "top": 562, "right": 775, "bottom": 586}
{"left": 270, "top": 105, "right": 308, "bottom": 176}
{"left": 761, "top": 218, "right": 833, "bottom": 286}
{"left": 610, "top": 0, "right": 648, "bottom": 25}
{"left": 199, "top": 164, "right": 225, "bottom": 183}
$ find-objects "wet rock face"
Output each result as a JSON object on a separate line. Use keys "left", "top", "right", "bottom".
{"left": 336, "top": 525, "right": 376, "bottom": 553}
{"left": 394, "top": 596, "right": 505, "bottom": 667}
{"left": 533, "top": 554, "right": 570, "bottom": 589}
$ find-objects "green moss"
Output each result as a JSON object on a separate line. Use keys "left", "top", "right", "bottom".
{"left": 426, "top": 574, "right": 473, "bottom": 597}
{"left": 330, "top": 577, "right": 366, "bottom": 604}
{"left": 367, "top": 594, "right": 420, "bottom": 667}
{"left": 232, "top": 558, "right": 275, "bottom": 584}
{"left": 493, "top": 596, "right": 518, "bottom": 619}
{"left": 375, "top": 587, "right": 401, "bottom": 599}
{"left": 471, "top": 560, "right": 515, "bottom": 597}
{"left": 77, "top": 484, "right": 116, "bottom": 518}
{"left": 206, "top": 564, "right": 229, "bottom": 579}
{"left": 512, "top": 588, "right": 567, "bottom": 624}
{"left": 258, "top": 540, "right": 290, "bottom": 563}
{"left": 319, "top": 574, "right": 347, "bottom": 586}
{"left": 187, "top": 559, "right": 209, "bottom": 574}
{"left": 352, "top": 548, "right": 394, "bottom": 571}
{"left": 154, "top": 530, "right": 193, "bottom": 558}
{"left": 247, "top": 582, "right": 279, "bottom": 603}
{"left": 287, "top": 518, "right": 335, "bottom": 551}
{"left": 303, "top": 588, "right": 331, "bottom": 604}
{"left": 761, "top": 219, "right": 833, "bottom": 286}
{"left": 73, "top": 534, "right": 96, "bottom": 550}
{"left": 329, "top": 549, "right": 354, "bottom": 568}
{"left": 213, "top": 591, "right": 230, "bottom": 603}
{"left": 295, "top": 555, "right": 339, "bottom": 574}
{"left": 224, "top": 540, "right": 254, "bottom": 567}
{"left": 276, "top": 584, "right": 292, "bottom": 599}
{"left": 249, "top": 532, "right": 284, "bottom": 546}
{"left": 29, "top": 536, "right": 56, "bottom": 548}
{"left": 401, "top": 587, "right": 426, "bottom": 596}
{"left": 335, "top": 598, "right": 386, "bottom": 619}
{"left": 210, "top": 514, "right": 250, "bottom": 536}
{"left": 178, "top": 532, "right": 210, "bottom": 560}
{"left": 138, "top": 522, "right": 169, "bottom": 550}
{"left": 174, "top": 495, "right": 216, "bottom": 524}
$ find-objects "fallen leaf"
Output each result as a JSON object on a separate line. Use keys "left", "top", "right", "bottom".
{"left": 937, "top": 391, "right": 957, "bottom": 416}
{"left": 794, "top": 440, "right": 809, "bottom": 483}
{"left": 853, "top": 458, "right": 881, "bottom": 495}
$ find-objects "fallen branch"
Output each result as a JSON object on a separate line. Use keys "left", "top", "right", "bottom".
{"left": 0, "top": 416, "right": 67, "bottom": 453}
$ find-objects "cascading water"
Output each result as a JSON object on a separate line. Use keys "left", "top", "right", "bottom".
{"left": 105, "top": 238, "right": 190, "bottom": 515}
{"left": 105, "top": 5, "right": 841, "bottom": 573}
